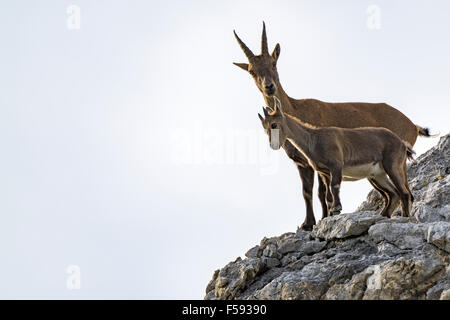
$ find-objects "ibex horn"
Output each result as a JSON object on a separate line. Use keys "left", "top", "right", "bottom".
{"left": 261, "top": 21, "right": 269, "bottom": 55}
{"left": 233, "top": 30, "right": 255, "bottom": 60}
{"left": 273, "top": 96, "right": 282, "bottom": 113}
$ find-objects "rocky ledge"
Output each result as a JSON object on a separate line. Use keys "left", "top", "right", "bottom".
{"left": 205, "top": 134, "right": 450, "bottom": 300}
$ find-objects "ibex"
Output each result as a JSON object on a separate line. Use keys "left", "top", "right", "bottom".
{"left": 259, "top": 97, "right": 414, "bottom": 218}
{"left": 233, "top": 22, "right": 432, "bottom": 230}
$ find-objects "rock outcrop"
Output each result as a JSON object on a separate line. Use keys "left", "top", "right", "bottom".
{"left": 205, "top": 134, "right": 450, "bottom": 300}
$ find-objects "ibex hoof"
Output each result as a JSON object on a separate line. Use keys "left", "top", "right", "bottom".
{"left": 330, "top": 205, "right": 342, "bottom": 216}
{"left": 300, "top": 223, "right": 314, "bottom": 232}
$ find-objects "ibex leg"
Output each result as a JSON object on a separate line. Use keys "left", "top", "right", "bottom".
{"left": 297, "top": 165, "right": 316, "bottom": 231}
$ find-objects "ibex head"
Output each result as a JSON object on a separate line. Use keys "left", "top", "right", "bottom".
{"left": 233, "top": 22, "right": 281, "bottom": 97}
{"left": 258, "top": 97, "right": 286, "bottom": 150}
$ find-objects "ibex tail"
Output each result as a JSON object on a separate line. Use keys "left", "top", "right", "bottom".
{"left": 416, "top": 125, "right": 438, "bottom": 137}
{"left": 405, "top": 142, "right": 416, "bottom": 161}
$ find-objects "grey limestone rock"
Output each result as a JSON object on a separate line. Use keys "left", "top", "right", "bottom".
{"left": 205, "top": 135, "right": 450, "bottom": 300}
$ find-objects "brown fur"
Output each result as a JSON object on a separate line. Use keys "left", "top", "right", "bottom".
{"left": 260, "top": 97, "right": 413, "bottom": 218}
{"left": 234, "top": 23, "right": 427, "bottom": 229}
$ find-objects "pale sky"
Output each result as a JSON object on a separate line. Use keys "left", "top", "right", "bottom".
{"left": 0, "top": 0, "right": 448, "bottom": 299}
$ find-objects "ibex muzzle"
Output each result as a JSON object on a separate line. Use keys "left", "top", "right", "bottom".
{"left": 270, "top": 128, "right": 280, "bottom": 149}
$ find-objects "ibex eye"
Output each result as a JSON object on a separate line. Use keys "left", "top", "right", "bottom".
{"left": 271, "top": 123, "right": 277, "bottom": 129}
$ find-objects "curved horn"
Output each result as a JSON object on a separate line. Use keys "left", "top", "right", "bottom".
{"left": 272, "top": 96, "right": 282, "bottom": 114}
{"left": 233, "top": 30, "right": 254, "bottom": 60}
{"left": 261, "top": 21, "right": 268, "bottom": 55}
{"left": 264, "top": 105, "right": 276, "bottom": 117}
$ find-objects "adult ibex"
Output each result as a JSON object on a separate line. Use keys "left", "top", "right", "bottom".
{"left": 233, "top": 22, "right": 432, "bottom": 230}
{"left": 259, "top": 97, "right": 414, "bottom": 218}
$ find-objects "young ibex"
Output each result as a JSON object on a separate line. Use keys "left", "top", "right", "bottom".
{"left": 234, "top": 22, "right": 432, "bottom": 229}
{"left": 259, "top": 97, "right": 414, "bottom": 218}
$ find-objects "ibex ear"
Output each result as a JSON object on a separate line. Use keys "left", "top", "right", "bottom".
{"left": 258, "top": 113, "right": 264, "bottom": 123}
{"left": 233, "top": 62, "right": 249, "bottom": 71}
{"left": 271, "top": 43, "right": 281, "bottom": 61}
